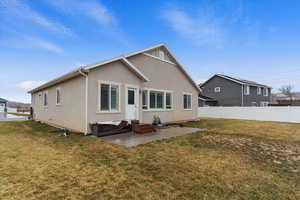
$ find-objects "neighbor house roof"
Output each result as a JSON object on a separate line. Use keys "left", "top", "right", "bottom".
{"left": 0, "top": 98, "right": 8, "bottom": 103}
{"left": 200, "top": 74, "right": 272, "bottom": 88}
{"left": 198, "top": 94, "right": 217, "bottom": 102}
{"left": 29, "top": 44, "right": 200, "bottom": 93}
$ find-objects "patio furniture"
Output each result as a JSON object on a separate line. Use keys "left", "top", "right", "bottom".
{"left": 90, "top": 120, "right": 131, "bottom": 137}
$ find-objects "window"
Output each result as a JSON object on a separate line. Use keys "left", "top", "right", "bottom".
{"left": 257, "top": 87, "right": 261, "bottom": 95}
{"left": 166, "top": 92, "right": 172, "bottom": 109}
{"left": 183, "top": 94, "right": 192, "bottom": 110}
{"left": 150, "top": 91, "right": 164, "bottom": 109}
{"left": 251, "top": 102, "right": 257, "bottom": 107}
{"left": 127, "top": 90, "right": 135, "bottom": 105}
{"left": 214, "top": 87, "right": 221, "bottom": 93}
{"left": 263, "top": 88, "right": 268, "bottom": 96}
{"left": 56, "top": 88, "right": 61, "bottom": 105}
{"left": 143, "top": 89, "right": 172, "bottom": 110}
{"left": 159, "top": 50, "right": 165, "bottom": 60}
{"left": 99, "top": 82, "right": 120, "bottom": 112}
{"left": 43, "top": 91, "right": 48, "bottom": 106}
{"left": 142, "top": 90, "right": 148, "bottom": 109}
{"left": 244, "top": 85, "right": 250, "bottom": 95}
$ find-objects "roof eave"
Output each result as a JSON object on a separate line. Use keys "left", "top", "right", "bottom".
{"left": 28, "top": 68, "right": 88, "bottom": 94}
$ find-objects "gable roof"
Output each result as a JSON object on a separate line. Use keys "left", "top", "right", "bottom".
{"left": 29, "top": 44, "right": 200, "bottom": 93}
{"left": 200, "top": 74, "right": 272, "bottom": 88}
{"left": 198, "top": 94, "right": 217, "bottom": 102}
{"left": 125, "top": 43, "right": 200, "bottom": 92}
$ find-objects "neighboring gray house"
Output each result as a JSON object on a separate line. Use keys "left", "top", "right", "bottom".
{"left": 200, "top": 74, "right": 271, "bottom": 107}
{"left": 29, "top": 44, "right": 200, "bottom": 134}
{"left": 0, "top": 98, "right": 8, "bottom": 112}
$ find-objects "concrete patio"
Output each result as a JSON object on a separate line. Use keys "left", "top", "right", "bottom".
{"left": 100, "top": 126, "right": 203, "bottom": 147}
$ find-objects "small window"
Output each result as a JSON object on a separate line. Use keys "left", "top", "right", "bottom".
{"left": 43, "top": 92, "right": 48, "bottom": 106}
{"left": 142, "top": 90, "right": 148, "bottom": 109}
{"left": 56, "top": 88, "right": 61, "bottom": 105}
{"left": 263, "top": 88, "right": 268, "bottom": 96}
{"left": 99, "top": 83, "right": 120, "bottom": 112}
{"left": 183, "top": 94, "right": 192, "bottom": 110}
{"left": 244, "top": 85, "right": 250, "bottom": 95}
{"left": 214, "top": 87, "right": 221, "bottom": 93}
{"left": 166, "top": 92, "right": 172, "bottom": 109}
{"left": 159, "top": 50, "right": 165, "bottom": 60}
{"left": 257, "top": 87, "right": 261, "bottom": 95}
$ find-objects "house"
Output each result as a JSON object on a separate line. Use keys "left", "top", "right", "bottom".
{"left": 29, "top": 44, "right": 200, "bottom": 134}
{"left": 271, "top": 92, "right": 300, "bottom": 106}
{"left": 199, "top": 74, "right": 271, "bottom": 106}
{"left": 0, "top": 98, "right": 8, "bottom": 112}
{"left": 198, "top": 94, "right": 217, "bottom": 107}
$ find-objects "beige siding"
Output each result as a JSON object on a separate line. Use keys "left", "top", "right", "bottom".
{"left": 31, "top": 49, "right": 199, "bottom": 133}
{"left": 127, "top": 53, "right": 199, "bottom": 123}
{"left": 32, "top": 76, "right": 86, "bottom": 133}
{"left": 87, "top": 61, "right": 143, "bottom": 124}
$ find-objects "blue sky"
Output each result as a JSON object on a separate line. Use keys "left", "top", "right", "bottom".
{"left": 1, "top": 0, "right": 300, "bottom": 103}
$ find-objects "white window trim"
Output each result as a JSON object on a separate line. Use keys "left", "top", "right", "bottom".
{"left": 214, "top": 87, "right": 221, "bottom": 93}
{"left": 244, "top": 85, "right": 250, "bottom": 95}
{"left": 142, "top": 87, "right": 174, "bottom": 112}
{"left": 183, "top": 92, "right": 192, "bottom": 110}
{"left": 257, "top": 87, "right": 261, "bottom": 95}
{"left": 43, "top": 91, "right": 48, "bottom": 108}
{"left": 98, "top": 80, "right": 121, "bottom": 113}
{"left": 56, "top": 87, "right": 61, "bottom": 106}
{"left": 263, "top": 87, "right": 269, "bottom": 96}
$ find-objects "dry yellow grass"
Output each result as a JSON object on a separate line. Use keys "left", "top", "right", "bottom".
{"left": 187, "top": 118, "right": 300, "bottom": 142}
{"left": 0, "top": 120, "right": 299, "bottom": 199}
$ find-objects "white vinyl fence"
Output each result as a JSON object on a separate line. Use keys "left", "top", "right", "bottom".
{"left": 198, "top": 106, "right": 300, "bottom": 123}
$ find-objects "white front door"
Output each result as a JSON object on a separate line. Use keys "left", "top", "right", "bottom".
{"left": 126, "top": 87, "right": 138, "bottom": 120}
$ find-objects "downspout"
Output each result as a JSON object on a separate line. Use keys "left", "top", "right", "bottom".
{"left": 241, "top": 85, "right": 244, "bottom": 107}
{"left": 79, "top": 68, "right": 89, "bottom": 135}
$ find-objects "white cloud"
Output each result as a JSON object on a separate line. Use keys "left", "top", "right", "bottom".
{"left": 46, "top": 0, "right": 116, "bottom": 26}
{"left": 46, "top": 0, "right": 132, "bottom": 46}
{"left": 28, "top": 37, "right": 64, "bottom": 53}
{"left": 161, "top": 7, "right": 224, "bottom": 48}
{"left": 0, "top": 0, "right": 73, "bottom": 36}
{"left": 17, "top": 80, "right": 46, "bottom": 90}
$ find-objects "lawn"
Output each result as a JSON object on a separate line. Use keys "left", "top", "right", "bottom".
{"left": 0, "top": 119, "right": 299, "bottom": 200}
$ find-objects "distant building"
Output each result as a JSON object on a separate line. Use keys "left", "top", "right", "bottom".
{"left": 272, "top": 92, "right": 300, "bottom": 106}
{"left": 0, "top": 98, "right": 8, "bottom": 112}
{"left": 199, "top": 74, "right": 272, "bottom": 107}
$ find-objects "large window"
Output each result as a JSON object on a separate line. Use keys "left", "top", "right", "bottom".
{"left": 150, "top": 91, "right": 164, "bottom": 109}
{"left": 56, "top": 88, "right": 61, "bottom": 105}
{"left": 99, "top": 82, "right": 120, "bottom": 112}
{"left": 142, "top": 89, "right": 172, "bottom": 110}
{"left": 183, "top": 94, "right": 192, "bottom": 110}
